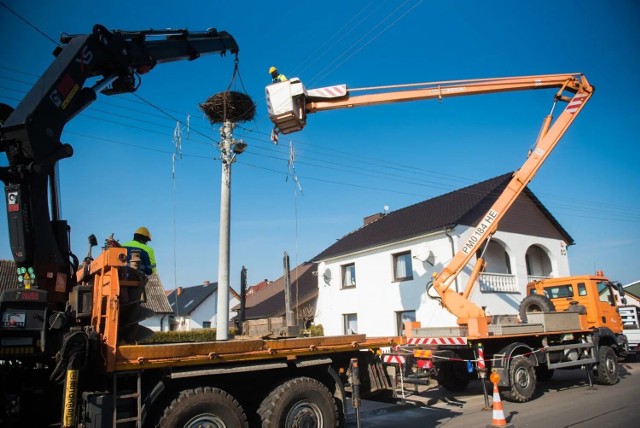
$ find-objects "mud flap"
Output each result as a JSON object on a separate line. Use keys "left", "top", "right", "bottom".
{"left": 492, "top": 353, "right": 510, "bottom": 387}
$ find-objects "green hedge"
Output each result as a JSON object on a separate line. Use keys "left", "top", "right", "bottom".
{"left": 141, "top": 328, "right": 237, "bottom": 344}
{"left": 307, "top": 324, "right": 324, "bottom": 337}
{"left": 141, "top": 324, "right": 324, "bottom": 343}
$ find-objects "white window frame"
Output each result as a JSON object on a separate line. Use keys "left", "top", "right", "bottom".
{"left": 341, "top": 263, "right": 356, "bottom": 289}
{"left": 396, "top": 310, "right": 416, "bottom": 336}
{"left": 343, "top": 313, "right": 358, "bottom": 335}
{"left": 393, "top": 251, "right": 413, "bottom": 281}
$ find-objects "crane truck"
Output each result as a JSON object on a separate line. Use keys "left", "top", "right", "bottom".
{"left": 266, "top": 72, "right": 628, "bottom": 402}
{"left": 0, "top": 25, "right": 399, "bottom": 427}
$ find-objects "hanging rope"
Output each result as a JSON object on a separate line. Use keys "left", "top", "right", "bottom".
{"left": 199, "top": 55, "right": 256, "bottom": 124}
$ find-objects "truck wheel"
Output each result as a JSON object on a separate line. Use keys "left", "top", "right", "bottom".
{"left": 502, "top": 356, "right": 536, "bottom": 403}
{"left": 436, "top": 361, "right": 470, "bottom": 391}
{"left": 158, "top": 387, "right": 248, "bottom": 428}
{"left": 258, "top": 377, "right": 337, "bottom": 428}
{"left": 519, "top": 294, "right": 555, "bottom": 323}
{"left": 595, "top": 345, "right": 619, "bottom": 385}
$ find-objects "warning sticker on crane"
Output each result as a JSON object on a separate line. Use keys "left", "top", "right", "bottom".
{"left": 566, "top": 93, "right": 588, "bottom": 114}
{"left": 307, "top": 84, "right": 348, "bottom": 99}
{"left": 7, "top": 191, "right": 19, "bottom": 212}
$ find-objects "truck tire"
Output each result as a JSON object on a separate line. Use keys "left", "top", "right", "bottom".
{"left": 595, "top": 345, "right": 619, "bottom": 385}
{"left": 502, "top": 356, "right": 536, "bottom": 403}
{"left": 436, "top": 361, "right": 470, "bottom": 392}
{"left": 158, "top": 387, "right": 248, "bottom": 428}
{"left": 519, "top": 294, "right": 555, "bottom": 323}
{"left": 258, "top": 377, "right": 337, "bottom": 428}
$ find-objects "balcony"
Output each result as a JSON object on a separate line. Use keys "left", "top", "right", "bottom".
{"left": 479, "top": 272, "right": 519, "bottom": 293}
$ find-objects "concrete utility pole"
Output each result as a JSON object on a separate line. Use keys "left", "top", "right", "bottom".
{"left": 216, "top": 120, "right": 246, "bottom": 340}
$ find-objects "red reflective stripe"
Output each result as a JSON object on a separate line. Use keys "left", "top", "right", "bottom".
{"left": 567, "top": 94, "right": 587, "bottom": 113}
{"left": 478, "top": 348, "right": 486, "bottom": 369}
{"left": 407, "top": 337, "right": 467, "bottom": 345}
{"left": 382, "top": 355, "right": 406, "bottom": 364}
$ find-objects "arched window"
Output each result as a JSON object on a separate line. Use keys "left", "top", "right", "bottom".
{"left": 525, "top": 245, "right": 552, "bottom": 277}
{"left": 477, "top": 241, "right": 511, "bottom": 274}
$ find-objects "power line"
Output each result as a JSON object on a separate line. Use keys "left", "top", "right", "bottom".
{"left": 1, "top": 2, "right": 60, "bottom": 46}
{"left": 307, "top": 0, "right": 424, "bottom": 86}
{"left": 291, "top": 0, "right": 386, "bottom": 78}
{"left": 2, "top": 39, "right": 637, "bottom": 226}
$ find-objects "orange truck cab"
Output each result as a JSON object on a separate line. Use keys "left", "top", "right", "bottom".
{"left": 525, "top": 274, "right": 625, "bottom": 333}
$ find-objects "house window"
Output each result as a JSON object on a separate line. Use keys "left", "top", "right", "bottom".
{"left": 342, "top": 263, "right": 356, "bottom": 288}
{"left": 393, "top": 251, "right": 413, "bottom": 281}
{"left": 344, "top": 313, "right": 358, "bottom": 335}
{"left": 396, "top": 310, "right": 416, "bottom": 336}
{"left": 202, "top": 321, "right": 211, "bottom": 329}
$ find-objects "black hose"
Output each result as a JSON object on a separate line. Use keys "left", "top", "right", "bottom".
{"left": 49, "top": 330, "right": 89, "bottom": 384}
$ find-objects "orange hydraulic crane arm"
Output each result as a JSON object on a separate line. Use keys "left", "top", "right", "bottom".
{"left": 306, "top": 73, "right": 587, "bottom": 113}
{"left": 266, "top": 73, "right": 594, "bottom": 327}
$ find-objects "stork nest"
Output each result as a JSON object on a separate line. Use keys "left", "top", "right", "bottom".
{"left": 199, "top": 91, "right": 256, "bottom": 124}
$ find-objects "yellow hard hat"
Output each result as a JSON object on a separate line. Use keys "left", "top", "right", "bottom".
{"left": 135, "top": 226, "right": 152, "bottom": 240}
{"left": 269, "top": 66, "right": 277, "bottom": 74}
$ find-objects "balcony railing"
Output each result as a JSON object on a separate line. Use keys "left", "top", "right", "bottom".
{"left": 479, "top": 272, "right": 519, "bottom": 293}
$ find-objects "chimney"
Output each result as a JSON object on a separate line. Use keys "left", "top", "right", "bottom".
{"left": 176, "top": 287, "right": 183, "bottom": 296}
{"left": 204, "top": 280, "right": 210, "bottom": 286}
{"left": 363, "top": 213, "right": 384, "bottom": 226}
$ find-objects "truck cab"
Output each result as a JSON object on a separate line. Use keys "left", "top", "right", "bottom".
{"left": 526, "top": 275, "right": 624, "bottom": 333}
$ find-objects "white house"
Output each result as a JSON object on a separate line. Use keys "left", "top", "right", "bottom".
{"left": 314, "top": 173, "right": 574, "bottom": 336}
{"left": 166, "top": 281, "right": 240, "bottom": 331}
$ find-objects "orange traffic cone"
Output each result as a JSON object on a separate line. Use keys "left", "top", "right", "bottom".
{"left": 487, "top": 375, "right": 514, "bottom": 428}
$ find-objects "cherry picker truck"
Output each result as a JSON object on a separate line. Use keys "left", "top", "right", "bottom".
{"left": 0, "top": 25, "right": 399, "bottom": 427}
{"left": 266, "top": 72, "right": 628, "bottom": 402}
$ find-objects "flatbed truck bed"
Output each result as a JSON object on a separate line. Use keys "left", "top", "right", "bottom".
{"left": 114, "top": 334, "right": 401, "bottom": 371}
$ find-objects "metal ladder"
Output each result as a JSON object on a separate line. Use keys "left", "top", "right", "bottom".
{"left": 112, "top": 371, "right": 142, "bottom": 427}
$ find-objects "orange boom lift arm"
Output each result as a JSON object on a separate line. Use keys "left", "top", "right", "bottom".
{"left": 266, "top": 73, "right": 594, "bottom": 334}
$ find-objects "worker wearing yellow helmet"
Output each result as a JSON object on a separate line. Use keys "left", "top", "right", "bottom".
{"left": 269, "top": 66, "right": 287, "bottom": 83}
{"left": 122, "top": 227, "right": 157, "bottom": 275}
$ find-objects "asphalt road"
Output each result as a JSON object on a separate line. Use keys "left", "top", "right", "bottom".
{"left": 345, "top": 358, "right": 640, "bottom": 427}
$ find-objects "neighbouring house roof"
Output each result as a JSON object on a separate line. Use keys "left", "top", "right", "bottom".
{"left": 314, "top": 173, "right": 573, "bottom": 261}
{"left": 0, "top": 260, "right": 16, "bottom": 291}
{"left": 247, "top": 279, "right": 270, "bottom": 295}
{"left": 233, "top": 262, "right": 318, "bottom": 320}
{"left": 143, "top": 274, "right": 173, "bottom": 314}
{"left": 166, "top": 282, "right": 218, "bottom": 316}
{"left": 624, "top": 281, "right": 640, "bottom": 299}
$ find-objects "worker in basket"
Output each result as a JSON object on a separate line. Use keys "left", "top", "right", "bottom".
{"left": 269, "top": 66, "right": 287, "bottom": 83}
{"left": 122, "top": 226, "right": 157, "bottom": 275}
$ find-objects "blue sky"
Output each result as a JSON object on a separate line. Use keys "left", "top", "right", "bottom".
{"left": 1, "top": 0, "right": 639, "bottom": 291}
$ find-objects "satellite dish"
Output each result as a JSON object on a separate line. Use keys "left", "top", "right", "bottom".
{"left": 383, "top": 205, "right": 389, "bottom": 213}
{"left": 323, "top": 269, "right": 332, "bottom": 286}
